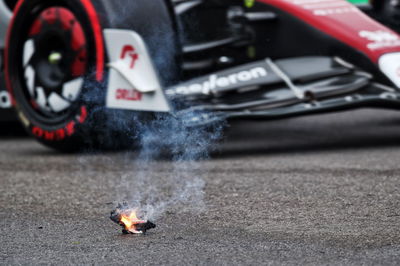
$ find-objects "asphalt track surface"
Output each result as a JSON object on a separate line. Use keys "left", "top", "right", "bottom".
{"left": 1, "top": 108, "right": 400, "bottom": 265}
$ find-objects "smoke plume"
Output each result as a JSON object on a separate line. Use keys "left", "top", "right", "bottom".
{"left": 78, "top": 0, "right": 226, "bottom": 221}
{"left": 115, "top": 112, "right": 225, "bottom": 220}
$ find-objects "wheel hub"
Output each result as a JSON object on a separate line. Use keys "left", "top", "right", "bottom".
{"left": 22, "top": 7, "right": 88, "bottom": 115}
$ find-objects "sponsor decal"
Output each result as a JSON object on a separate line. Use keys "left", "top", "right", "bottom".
{"left": 285, "top": 0, "right": 358, "bottom": 16}
{"left": 359, "top": 30, "right": 400, "bottom": 50}
{"left": 116, "top": 88, "right": 143, "bottom": 101}
{"left": 120, "top": 45, "right": 139, "bottom": 69}
{"left": 31, "top": 106, "right": 88, "bottom": 141}
{"left": 312, "top": 7, "right": 357, "bottom": 16}
{"left": 32, "top": 123, "right": 72, "bottom": 141}
{"left": 0, "top": 91, "right": 12, "bottom": 109}
{"left": 175, "top": 67, "right": 268, "bottom": 95}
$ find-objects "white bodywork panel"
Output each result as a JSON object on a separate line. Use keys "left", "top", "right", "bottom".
{"left": 0, "top": 0, "right": 12, "bottom": 49}
{"left": 104, "top": 29, "right": 171, "bottom": 112}
{"left": 379, "top": 52, "right": 400, "bottom": 89}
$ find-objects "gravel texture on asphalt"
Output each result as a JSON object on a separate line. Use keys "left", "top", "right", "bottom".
{"left": 1, "top": 109, "right": 400, "bottom": 265}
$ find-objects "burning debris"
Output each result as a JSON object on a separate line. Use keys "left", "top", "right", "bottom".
{"left": 110, "top": 203, "right": 156, "bottom": 234}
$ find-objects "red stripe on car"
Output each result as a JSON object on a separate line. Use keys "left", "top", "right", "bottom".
{"left": 257, "top": 0, "right": 400, "bottom": 63}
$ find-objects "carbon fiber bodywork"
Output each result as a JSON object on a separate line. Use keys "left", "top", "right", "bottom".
{"left": 168, "top": 0, "right": 400, "bottom": 125}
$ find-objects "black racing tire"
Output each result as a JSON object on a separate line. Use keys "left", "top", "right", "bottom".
{"left": 5, "top": 0, "right": 180, "bottom": 152}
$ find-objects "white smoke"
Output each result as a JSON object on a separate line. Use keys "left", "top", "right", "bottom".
{"left": 115, "top": 112, "right": 225, "bottom": 220}
{"left": 78, "top": 1, "right": 226, "bottom": 221}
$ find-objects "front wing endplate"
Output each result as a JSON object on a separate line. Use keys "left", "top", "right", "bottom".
{"left": 103, "top": 29, "right": 171, "bottom": 112}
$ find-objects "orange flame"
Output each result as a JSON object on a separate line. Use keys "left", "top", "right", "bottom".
{"left": 119, "top": 209, "right": 146, "bottom": 234}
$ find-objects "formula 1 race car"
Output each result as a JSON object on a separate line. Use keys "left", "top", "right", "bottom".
{"left": 2, "top": 0, "right": 400, "bottom": 151}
